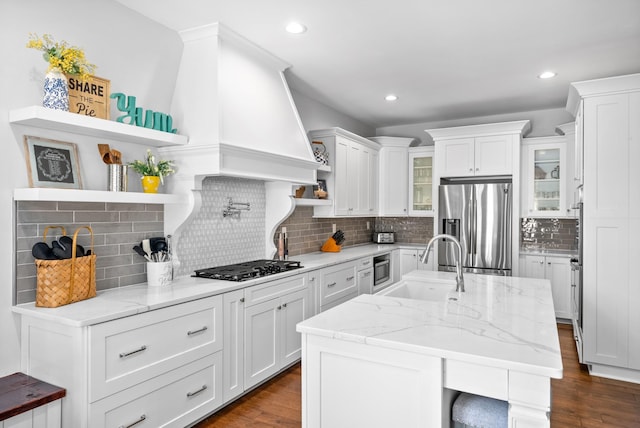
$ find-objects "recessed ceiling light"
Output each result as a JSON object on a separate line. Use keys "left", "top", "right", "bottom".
{"left": 538, "top": 71, "right": 557, "bottom": 79}
{"left": 385, "top": 94, "right": 398, "bottom": 101}
{"left": 285, "top": 22, "right": 307, "bottom": 34}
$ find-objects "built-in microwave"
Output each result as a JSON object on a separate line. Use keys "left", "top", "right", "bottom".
{"left": 373, "top": 253, "right": 391, "bottom": 287}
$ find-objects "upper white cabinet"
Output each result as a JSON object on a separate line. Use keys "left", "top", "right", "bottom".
{"left": 521, "top": 136, "right": 572, "bottom": 218}
{"left": 372, "top": 136, "right": 413, "bottom": 216}
{"left": 427, "top": 121, "right": 530, "bottom": 178}
{"left": 567, "top": 73, "right": 640, "bottom": 375}
{"left": 408, "top": 147, "right": 435, "bottom": 216}
{"left": 310, "top": 128, "right": 380, "bottom": 217}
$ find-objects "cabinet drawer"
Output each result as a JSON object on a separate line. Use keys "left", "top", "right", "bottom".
{"left": 244, "top": 274, "right": 307, "bottom": 307}
{"left": 320, "top": 264, "right": 357, "bottom": 306}
{"left": 356, "top": 257, "right": 373, "bottom": 270}
{"left": 89, "top": 353, "right": 222, "bottom": 428}
{"left": 89, "top": 295, "right": 223, "bottom": 402}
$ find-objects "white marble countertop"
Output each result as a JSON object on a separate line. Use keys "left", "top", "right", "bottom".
{"left": 296, "top": 269, "right": 563, "bottom": 378}
{"left": 12, "top": 243, "right": 424, "bottom": 327}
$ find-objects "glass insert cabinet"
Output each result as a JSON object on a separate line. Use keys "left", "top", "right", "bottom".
{"left": 408, "top": 147, "right": 434, "bottom": 216}
{"left": 525, "top": 139, "right": 568, "bottom": 217}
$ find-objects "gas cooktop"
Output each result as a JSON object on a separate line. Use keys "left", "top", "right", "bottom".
{"left": 193, "top": 259, "right": 303, "bottom": 282}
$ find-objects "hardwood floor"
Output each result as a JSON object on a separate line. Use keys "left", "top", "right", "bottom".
{"left": 194, "top": 324, "right": 640, "bottom": 427}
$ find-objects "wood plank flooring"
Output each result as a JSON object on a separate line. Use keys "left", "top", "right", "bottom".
{"left": 194, "top": 324, "right": 640, "bottom": 427}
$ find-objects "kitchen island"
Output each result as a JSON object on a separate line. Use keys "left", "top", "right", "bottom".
{"left": 296, "top": 270, "right": 563, "bottom": 427}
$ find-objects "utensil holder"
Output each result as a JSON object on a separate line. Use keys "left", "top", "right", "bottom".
{"left": 321, "top": 237, "right": 342, "bottom": 252}
{"left": 147, "top": 261, "right": 172, "bottom": 287}
{"left": 108, "top": 164, "right": 128, "bottom": 192}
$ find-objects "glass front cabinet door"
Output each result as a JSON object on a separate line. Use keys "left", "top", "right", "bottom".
{"left": 524, "top": 138, "right": 568, "bottom": 217}
{"left": 408, "top": 147, "right": 435, "bottom": 216}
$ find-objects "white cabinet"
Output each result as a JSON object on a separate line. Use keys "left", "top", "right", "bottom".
{"left": 398, "top": 248, "right": 434, "bottom": 277}
{"left": 318, "top": 262, "right": 358, "bottom": 311}
{"left": 243, "top": 275, "right": 311, "bottom": 390}
{"left": 435, "top": 135, "right": 513, "bottom": 177}
{"left": 521, "top": 137, "right": 572, "bottom": 217}
{"left": 521, "top": 255, "right": 572, "bottom": 320}
{"left": 309, "top": 128, "right": 380, "bottom": 217}
{"left": 372, "top": 136, "right": 413, "bottom": 216}
{"left": 427, "top": 121, "right": 530, "bottom": 178}
{"left": 20, "top": 295, "right": 224, "bottom": 427}
{"left": 223, "top": 289, "right": 244, "bottom": 402}
{"left": 567, "top": 74, "right": 640, "bottom": 374}
{"left": 408, "top": 147, "right": 435, "bottom": 216}
{"left": 356, "top": 257, "right": 374, "bottom": 295}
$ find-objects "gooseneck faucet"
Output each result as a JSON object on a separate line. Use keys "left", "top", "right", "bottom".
{"left": 421, "top": 234, "right": 465, "bottom": 292}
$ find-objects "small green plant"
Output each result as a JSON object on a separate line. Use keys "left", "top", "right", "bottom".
{"left": 129, "top": 149, "right": 175, "bottom": 184}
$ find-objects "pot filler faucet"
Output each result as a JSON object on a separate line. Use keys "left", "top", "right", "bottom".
{"left": 421, "top": 234, "right": 465, "bottom": 292}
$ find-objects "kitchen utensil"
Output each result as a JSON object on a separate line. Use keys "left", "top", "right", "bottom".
{"left": 142, "top": 239, "right": 152, "bottom": 256}
{"left": 133, "top": 245, "right": 152, "bottom": 262}
{"left": 31, "top": 242, "right": 56, "bottom": 260}
{"left": 149, "top": 237, "right": 167, "bottom": 252}
{"left": 98, "top": 144, "right": 112, "bottom": 164}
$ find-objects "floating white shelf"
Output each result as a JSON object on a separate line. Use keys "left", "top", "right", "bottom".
{"left": 294, "top": 198, "right": 332, "bottom": 206}
{"left": 9, "top": 106, "right": 189, "bottom": 147}
{"left": 14, "top": 188, "right": 184, "bottom": 204}
{"left": 317, "top": 165, "right": 331, "bottom": 173}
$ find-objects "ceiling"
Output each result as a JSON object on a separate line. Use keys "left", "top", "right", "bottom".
{"left": 114, "top": 0, "right": 640, "bottom": 128}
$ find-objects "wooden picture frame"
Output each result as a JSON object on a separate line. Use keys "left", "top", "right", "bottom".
{"left": 66, "top": 75, "right": 110, "bottom": 120}
{"left": 23, "top": 136, "right": 82, "bottom": 189}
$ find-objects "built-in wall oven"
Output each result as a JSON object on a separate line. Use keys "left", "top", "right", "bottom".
{"left": 373, "top": 253, "right": 391, "bottom": 290}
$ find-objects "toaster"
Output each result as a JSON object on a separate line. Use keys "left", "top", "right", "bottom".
{"left": 373, "top": 232, "right": 395, "bottom": 244}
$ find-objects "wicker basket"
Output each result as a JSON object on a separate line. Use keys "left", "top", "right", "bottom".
{"left": 35, "top": 226, "right": 96, "bottom": 308}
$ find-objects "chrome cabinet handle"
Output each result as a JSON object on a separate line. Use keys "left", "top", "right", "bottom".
{"left": 240, "top": 297, "right": 245, "bottom": 302}
{"left": 362, "top": 261, "right": 370, "bottom": 265}
{"left": 119, "top": 345, "right": 147, "bottom": 358}
{"left": 119, "top": 414, "right": 146, "bottom": 428}
{"left": 346, "top": 276, "right": 354, "bottom": 281}
{"left": 309, "top": 277, "right": 315, "bottom": 282}
{"left": 363, "top": 272, "right": 371, "bottom": 277}
{"left": 277, "top": 305, "right": 282, "bottom": 310}
{"left": 282, "top": 303, "right": 288, "bottom": 308}
{"left": 469, "top": 168, "right": 473, "bottom": 172}
{"left": 476, "top": 168, "right": 479, "bottom": 171}
{"left": 327, "top": 282, "right": 337, "bottom": 287}
{"left": 187, "top": 326, "right": 208, "bottom": 336}
{"left": 187, "top": 385, "right": 207, "bottom": 397}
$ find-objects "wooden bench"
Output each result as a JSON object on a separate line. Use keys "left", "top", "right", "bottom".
{"left": 0, "top": 373, "right": 65, "bottom": 427}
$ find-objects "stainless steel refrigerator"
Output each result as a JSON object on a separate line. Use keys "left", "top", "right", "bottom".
{"left": 438, "top": 181, "right": 512, "bottom": 275}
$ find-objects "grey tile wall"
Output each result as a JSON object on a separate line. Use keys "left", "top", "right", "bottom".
{"left": 374, "top": 217, "right": 434, "bottom": 244}
{"left": 521, "top": 217, "right": 577, "bottom": 251}
{"left": 15, "top": 201, "right": 164, "bottom": 304}
{"left": 175, "top": 177, "right": 266, "bottom": 276}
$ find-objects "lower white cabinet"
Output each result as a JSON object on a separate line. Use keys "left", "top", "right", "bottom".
{"left": 521, "top": 255, "right": 571, "bottom": 319}
{"left": 1, "top": 402, "right": 62, "bottom": 428}
{"left": 398, "top": 248, "right": 434, "bottom": 277}
{"left": 223, "top": 289, "right": 245, "bottom": 403}
{"left": 243, "top": 275, "right": 311, "bottom": 390}
{"left": 318, "top": 261, "right": 358, "bottom": 312}
{"left": 19, "top": 295, "right": 224, "bottom": 427}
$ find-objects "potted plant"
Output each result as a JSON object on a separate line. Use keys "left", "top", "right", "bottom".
{"left": 26, "top": 33, "right": 96, "bottom": 111}
{"left": 129, "top": 149, "right": 175, "bottom": 193}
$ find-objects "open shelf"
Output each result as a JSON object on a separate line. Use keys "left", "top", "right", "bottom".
{"left": 14, "top": 188, "right": 184, "bottom": 204}
{"left": 9, "top": 106, "right": 189, "bottom": 147}
{"left": 294, "top": 198, "right": 333, "bottom": 206}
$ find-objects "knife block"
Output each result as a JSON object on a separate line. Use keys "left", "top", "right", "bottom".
{"left": 321, "top": 237, "right": 342, "bottom": 252}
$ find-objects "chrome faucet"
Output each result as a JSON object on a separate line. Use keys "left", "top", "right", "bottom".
{"left": 421, "top": 234, "right": 465, "bottom": 292}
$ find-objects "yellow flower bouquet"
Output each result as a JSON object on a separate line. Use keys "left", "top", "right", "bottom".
{"left": 27, "top": 33, "right": 96, "bottom": 80}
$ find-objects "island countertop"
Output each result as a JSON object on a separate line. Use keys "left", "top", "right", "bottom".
{"left": 296, "top": 270, "right": 563, "bottom": 379}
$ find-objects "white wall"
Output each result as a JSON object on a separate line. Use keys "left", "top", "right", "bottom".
{"left": 0, "top": 0, "right": 182, "bottom": 376}
{"left": 376, "top": 107, "right": 574, "bottom": 145}
{"left": 291, "top": 88, "right": 375, "bottom": 137}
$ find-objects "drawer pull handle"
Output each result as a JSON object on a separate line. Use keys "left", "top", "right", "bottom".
{"left": 346, "top": 276, "right": 354, "bottom": 281}
{"left": 119, "top": 414, "right": 146, "bottom": 428}
{"left": 363, "top": 272, "right": 371, "bottom": 277}
{"left": 119, "top": 345, "right": 147, "bottom": 358}
{"left": 282, "top": 303, "right": 288, "bottom": 308}
{"left": 362, "top": 261, "right": 371, "bottom": 265}
{"left": 187, "top": 384, "right": 208, "bottom": 397}
{"left": 240, "top": 297, "right": 245, "bottom": 302}
{"left": 309, "top": 277, "right": 315, "bottom": 282}
{"left": 327, "top": 282, "right": 337, "bottom": 287}
{"left": 187, "top": 326, "right": 208, "bottom": 336}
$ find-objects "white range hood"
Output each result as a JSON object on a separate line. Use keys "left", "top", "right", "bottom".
{"left": 159, "top": 23, "right": 318, "bottom": 253}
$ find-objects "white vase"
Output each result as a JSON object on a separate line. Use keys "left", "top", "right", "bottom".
{"left": 43, "top": 68, "right": 69, "bottom": 111}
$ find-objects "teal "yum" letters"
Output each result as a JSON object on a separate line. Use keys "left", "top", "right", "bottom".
{"left": 110, "top": 92, "right": 177, "bottom": 134}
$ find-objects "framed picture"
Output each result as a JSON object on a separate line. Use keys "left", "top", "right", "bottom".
{"left": 316, "top": 179, "right": 327, "bottom": 192}
{"left": 23, "top": 136, "right": 82, "bottom": 189}
{"left": 66, "top": 75, "right": 111, "bottom": 120}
